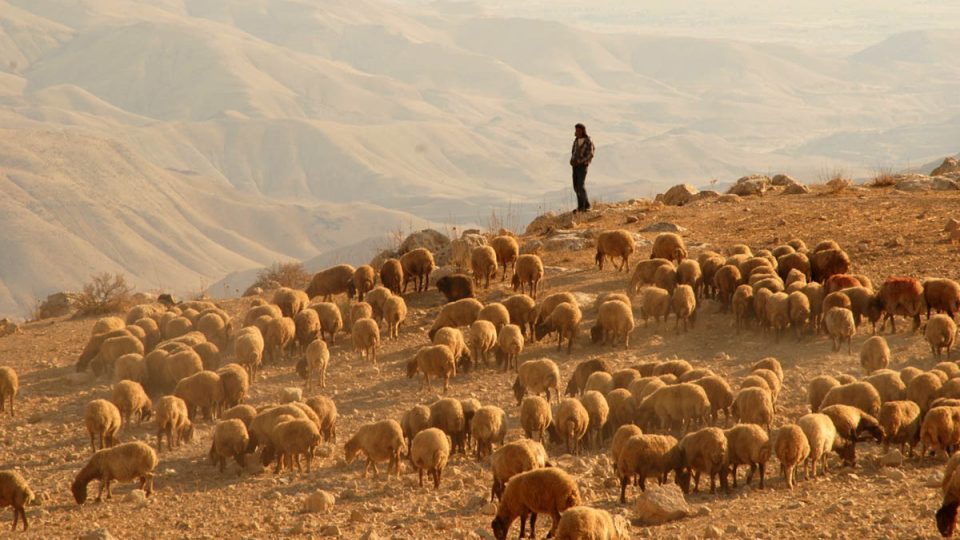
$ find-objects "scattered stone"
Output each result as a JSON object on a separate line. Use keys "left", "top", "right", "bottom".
{"left": 399, "top": 229, "right": 450, "bottom": 256}
{"left": 641, "top": 222, "right": 686, "bottom": 233}
{"left": 520, "top": 239, "right": 543, "bottom": 255}
{"left": 826, "top": 177, "right": 853, "bottom": 191}
{"left": 359, "top": 530, "right": 382, "bottom": 540}
{"left": 694, "top": 190, "right": 720, "bottom": 200}
{"left": 481, "top": 502, "right": 498, "bottom": 515}
{"left": 543, "top": 233, "right": 591, "bottom": 252}
{"left": 303, "top": 490, "right": 336, "bottom": 513}
{"left": 782, "top": 181, "right": 811, "bottom": 195}
{"left": 945, "top": 217, "right": 960, "bottom": 233}
{"left": 704, "top": 524, "right": 724, "bottom": 538}
{"left": 771, "top": 174, "right": 799, "bottom": 186}
{"left": 123, "top": 489, "right": 148, "bottom": 507}
{"left": 727, "top": 175, "right": 770, "bottom": 197}
{"left": 320, "top": 524, "right": 342, "bottom": 537}
{"left": 279, "top": 387, "right": 302, "bottom": 403}
{"left": 931, "top": 156, "right": 960, "bottom": 176}
{"left": 80, "top": 529, "right": 117, "bottom": 540}
{"left": 634, "top": 483, "right": 697, "bottom": 525}
{"left": 626, "top": 215, "right": 639, "bottom": 224}
{"left": 36, "top": 292, "right": 78, "bottom": 319}
{"left": 716, "top": 194, "right": 741, "bottom": 203}
{"left": 880, "top": 449, "right": 903, "bottom": 467}
{"left": 885, "top": 236, "right": 905, "bottom": 248}
{"left": 660, "top": 184, "right": 699, "bottom": 206}
{"left": 883, "top": 468, "right": 906, "bottom": 481}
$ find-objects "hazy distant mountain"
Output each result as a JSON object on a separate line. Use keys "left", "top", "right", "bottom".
{"left": 0, "top": 0, "right": 957, "bottom": 316}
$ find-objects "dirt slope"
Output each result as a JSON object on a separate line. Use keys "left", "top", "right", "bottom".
{"left": 1, "top": 185, "right": 959, "bottom": 539}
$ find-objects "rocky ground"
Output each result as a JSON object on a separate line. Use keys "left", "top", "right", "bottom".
{"left": 1, "top": 184, "right": 960, "bottom": 539}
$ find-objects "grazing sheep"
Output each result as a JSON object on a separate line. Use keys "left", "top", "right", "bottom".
{"left": 502, "top": 294, "right": 537, "bottom": 339}
{"left": 612, "top": 368, "right": 642, "bottom": 388}
{"left": 878, "top": 277, "right": 924, "bottom": 333}
{"left": 671, "top": 284, "right": 697, "bottom": 333}
{"left": 305, "top": 264, "right": 356, "bottom": 301}
{"left": 352, "top": 318, "right": 380, "bottom": 366}
{"left": 401, "top": 248, "right": 436, "bottom": 293}
{"left": 824, "top": 307, "right": 856, "bottom": 353}
{"left": 535, "top": 303, "right": 582, "bottom": 354}
{"left": 292, "top": 308, "right": 321, "bottom": 353}
{"left": 436, "top": 274, "right": 475, "bottom": 303}
{"left": 820, "top": 381, "right": 881, "bottom": 416}
{"left": 270, "top": 418, "right": 322, "bottom": 473}
{"left": 364, "top": 286, "right": 393, "bottom": 322}
{"left": 429, "top": 298, "right": 484, "bottom": 340}
{"left": 921, "top": 406, "right": 960, "bottom": 460}
{"left": 511, "top": 255, "right": 544, "bottom": 299}
{"left": 616, "top": 434, "right": 682, "bottom": 501}
{"left": 819, "top": 403, "right": 883, "bottom": 465}
{"left": 0, "top": 470, "right": 34, "bottom": 531}
{"left": 732, "top": 285, "right": 754, "bottom": 332}
{"left": 637, "top": 383, "right": 710, "bottom": 433}
{"left": 725, "top": 424, "right": 770, "bottom": 489}
{"left": 84, "top": 399, "right": 122, "bottom": 453}
{"left": 401, "top": 405, "right": 432, "bottom": 452}
{"left": 637, "top": 286, "right": 671, "bottom": 327}
{"left": 879, "top": 400, "right": 922, "bottom": 456}
{"left": 210, "top": 419, "right": 249, "bottom": 475}
{"left": 491, "top": 468, "right": 582, "bottom": 540}
{"left": 837, "top": 286, "right": 883, "bottom": 329}
{"left": 304, "top": 396, "right": 337, "bottom": 443}
{"left": 677, "top": 427, "right": 729, "bottom": 494}
{"left": 379, "top": 259, "right": 404, "bottom": 295}
{"left": 731, "top": 387, "right": 774, "bottom": 432}
{"left": 610, "top": 425, "right": 644, "bottom": 474}
{"left": 309, "top": 302, "right": 343, "bottom": 344}
{"left": 471, "top": 245, "right": 499, "bottom": 289}
{"left": 907, "top": 372, "right": 944, "bottom": 414}
{"left": 676, "top": 259, "right": 702, "bottom": 295}
{"left": 808, "top": 375, "right": 840, "bottom": 412}
{"left": 715, "top": 265, "right": 742, "bottom": 310}
{"left": 654, "top": 359, "right": 692, "bottom": 378}
{"left": 407, "top": 344, "right": 456, "bottom": 393}
{"left": 938, "top": 453, "right": 960, "bottom": 536}
{"left": 926, "top": 314, "right": 957, "bottom": 360}
{"left": 924, "top": 278, "right": 960, "bottom": 320}
{"left": 217, "top": 363, "right": 249, "bottom": 409}
{"left": 272, "top": 287, "right": 310, "bottom": 318}
{"left": 824, "top": 274, "right": 863, "bottom": 295}
{"left": 797, "top": 413, "right": 843, "bottom": 477}
{"left": 650, "top": 233, "right": 687, "bottom": 262}
{"left": 71, "top": 441, "right": 157, "bottom": 504}
{"left": 303, "top": 339, "right": 329, "bottom": 391}
{"left": 349, "top": 302, "right": 374, "bottom": 329}
{"left": 489, "top": 440, "right": 546, "bottom": 502}
{"left": 429, "top": 398, "right": 466, "bottom": 454}
{"left": 469, "top": 320, "right": 498, "bottom": 368}
{"left": 864, "top": 369, "right": 905, "bottom": 403}
{"left": 752, "top": 369, "right": 782, "bottom": 402}
{"left": 629, "top": 259, "right": 674, "bottom": 294}
{"left": 490, "top": 235, "right": 520, "bottom": 281}
{"left": 774, "top": 424, "right": 810, "bottom": 489}
{"left": 595, "top": 229, "right": 636, "bottom": 272}
{"left": 382, "top": 295, "right": 407, "bottom": 340}
{"left": 565, "top": 359, "right": 614, "bottom": 397}
{"left": 694, "top": 376, "right": 735, "bottom": 425}
{"left": 221, "top": 404, "right": 256, "bottom": 429}
{"left": 552, "top": 398, "right": 590, "bottom": 455}
{"left": 110, "top": 380, "right": 152, "bottom": 426}
{"left": 521, "top": 396, "right": 552, "bottom": 442}
{"left": 591, "top": 300, "right": 634, "bottom": 347}
{"left": 0, "top": 367, "right": 19, "bottom": 417}
{"left": 479, "top": 303, "right": 511, "bottom": 331}
{"left": 92, "top": 334, "right": 145, "bottom": 378}
{"left": 155, "top": 395, "right": 194, "bottom": 451}
{"left": 605, "top": 389, "right": 636, "bottom": 435}
{"left": 233, "top": 327, "right": 264, "bottom": 378}
{"left": 777, "top": 252, "right": 811, "bottom": 282}
{"left": 345, "top": 419, "right": 406, "bottom": 478}
{"left": 752, "top": 357, "right": 784, "bottom": 382}
{"left": 352, "top": 265, "right": 376, "bottom": 302}
{"left": 497, "top": 324, "right": 525, "bottom": 372}
{"left": 555, "top": 506, "right": 618, "bottom": 540}
{"left": 699, "top": 254, "right": 726, "bottom": 299}
{"left": 174, "top": 370, "right": 224, "bottom": 421}
{"left": 579, "top": 391, "right": 610, "bottom": 450}
{"left": 410, "top": 428, "right": 451, "bottom": 489}
{"left": 810, "top": 248, "right": 851, "bottom": 283}
{"left": 584, "top": 372, "right": 614, "bottom": 395}
{"left": 472, "top": 406, "right": 507, "bottom": 460}
{"left": 513, "top": 358, "right": 561, "bottom": 404}
{"left": 653, "top": 265, "right": 677, "bottom": 294}
{"left": 533, "top": 292, "right": 578, "bottom": 328}
{"left": 195, "top": 313, "right": 229, "bottom": 352}
{"left": 787, "top": 291, "right": 811, "bottom": 338}
{"left": 264, "top": 316, "right": 295, "bottom": 364}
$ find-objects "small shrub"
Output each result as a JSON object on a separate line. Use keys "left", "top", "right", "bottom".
{"left": 870, "top": 167, "right": 897, "bottom": 187}
{"left": 74, "top": 272, "right": 133, "bottom": 316}
{"left": 254, "top": 261, "right": 310, "bottom": 290}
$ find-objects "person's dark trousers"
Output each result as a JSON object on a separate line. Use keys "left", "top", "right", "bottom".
{"left": 572, "top": 164, "right": 590, "bottom": 211}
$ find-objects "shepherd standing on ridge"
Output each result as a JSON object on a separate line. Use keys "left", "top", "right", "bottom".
{"left": 570, "top": 123, "right": 595, "bottom": 213}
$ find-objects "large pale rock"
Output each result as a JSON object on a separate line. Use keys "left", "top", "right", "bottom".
{"left": 931, "top": 157, "right": 960, "bottom": 176}
{"left": 303, "top": 490, "right": 336, "bottom": 513}
{"left": 826, "top": 177, "right": 853, "bottom": 191}
{"left": 399, "top": 229, "right": 450, "bottom": 256}
{"left": 894, "top": 174, "right": 959, "bottom": 192}
{"left": 543, "top": 233, "right": 591, "bottom": 252}
{"left": 280, "top": 387, "right": 302, "bottom": 403}
{"left": 634, "top": 483, "right": 696, "bottom": 525}
{"left": 37, "top": 292, "right": 77, "bottom": 319}
{"left": 771, "top": 174, "right": 799, "bottom": 186}
{"left": 727, "top": 175, "right": 770, "bottom": 196}
{"left": 80, "top": 529, "right": 117, "bottom": 540}
{"left": 641, "top": 222, "right": 686, "bottom": 233}
{"left": 782, "top": 181, "right": 810, "bottom": 195}
{"left": 660, "top": 184, "right": 698, "bottom": 206}
{"left": 448, "top": 234, "right": 487, "bottom": 269}
{"left": 520, "top": 240, "right": 543, "bottom": 255}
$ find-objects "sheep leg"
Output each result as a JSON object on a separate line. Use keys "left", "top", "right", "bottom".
{"left": 758, "top": 462, "right": 765, "bottom": 489}
{"left": 90, "top": 432, "right": 97, "bottom": 453}
{"left": 731, "top": 464, "right": 739, "bottom": 487}
{"left": 418, "top": 468, "right": 424, "bottom": 487}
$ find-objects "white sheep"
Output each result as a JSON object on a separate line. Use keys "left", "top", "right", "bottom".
{"left": 824, "top": 306, "right": 856, "bottom": 354}
{"left": 926, "top": 314, "right": 957, "bottom": 360}
{"left": 155, "top": 395, "right": 194, "bottom": 451}
{"left": 410, "top": 427, "right": 451, "bottom": 489}
{"left": 471, "top": 245, "right": 498, "bottom": 289}
{"left": 731, "top": 387, "right": 774, "bottom": 432}
{"left": 670, "top": 284, "right": 697, "bottom": 333}
{"left": 553, "top": 398, "right": 590, "bottom": 455}
{"left": 535, "top": 302, "right": 582, "bottom": 354}
{"left": 110, "top": 380, "right": 152, "bottom": 427}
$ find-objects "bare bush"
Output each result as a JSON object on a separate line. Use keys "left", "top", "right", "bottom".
{"left": 74, "top": 272, "right": 133, "bottom": 316}
{"left": 254, "top": 261, "right": 310, "bottom": 290}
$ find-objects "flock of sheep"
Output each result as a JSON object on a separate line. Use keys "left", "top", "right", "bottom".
{"left": 1, "top": 223, "right": 960, "bottom": 538}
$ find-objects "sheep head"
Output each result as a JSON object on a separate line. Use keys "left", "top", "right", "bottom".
{"left": 937, "top": 501, "right": 959, "bottom": 537}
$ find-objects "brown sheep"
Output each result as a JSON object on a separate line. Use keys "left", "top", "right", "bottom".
{"left": 305, "top": 264, "right": 356, "bottom": 301}
{"left": 401, "top": 248, "right": 435, "bottom": 293}
{"left": 650, "top": 233, "right": 687, "bottom": 262}
{"left": 490, "top": 235, "right": 520, "bottom": 281}
{"left": 471, "top": 245, "right": 499, "bottom": 289}
{"left": 595, "top": 229, "right": 636, "bottom": 272}
{"left": 811, "top": 248, "right": 851, "bottom": 283}
{"left": 379, "top": 259, "right": 404, "bottom": 295}
{"left": 878, "top": 277, "right": 924, "bottom": 333}
{"left": 924, "top": 278, "right": 960, "bottom": 320}
{"left": 352, "top": 265, "right": 376, "bottom": 302}
{"left": 436, "top": 274, "right": 475, "bottom": 302}
{"left": 824, "top": 274, "right": 863, "bottom": 295}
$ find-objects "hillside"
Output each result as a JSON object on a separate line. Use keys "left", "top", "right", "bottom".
{"left": 1, "top": 187, "right": 959, "bottom": 538}
{"left": 2, "top": 0, "right": 960, "bottom": 316}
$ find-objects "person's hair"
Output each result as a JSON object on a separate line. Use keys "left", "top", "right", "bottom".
{"left": 575, "top": 123, "right": 587, "bottom": 136}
